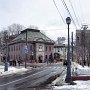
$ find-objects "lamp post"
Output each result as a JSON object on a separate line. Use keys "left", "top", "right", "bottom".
{"left": 25, "top": 29, "right": 28, "bottom": 68}
{"left": 65, "top": 17, "right": 72, "bottom": 83}
{"left": 4, "top": 31, "right": 8, "bottom": 71}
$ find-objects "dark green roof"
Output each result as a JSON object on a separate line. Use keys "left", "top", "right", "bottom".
{"left": 13, "top": 28, "right": 54, "bottom": 43}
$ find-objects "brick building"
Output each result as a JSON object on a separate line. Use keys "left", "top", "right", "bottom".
{"left": 76, "top": 30, "right": 90, "bottom": 65}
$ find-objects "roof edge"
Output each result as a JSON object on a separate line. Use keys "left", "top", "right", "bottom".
{"left": 21, "top": 28, "right": 40, "bottom": 33}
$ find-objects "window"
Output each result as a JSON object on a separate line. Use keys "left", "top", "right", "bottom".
{"left": 39, "top": 45, "right": 42, "bottom": 51}
{"left": 77, "top": 36, "right": 79, "bottom": 41}
{"left": 65, "top": 48, "right": 66, "bottom": 52}
{"left": 16, "top": 45, "right": 18, "bottom": 51}
{"left": 45, "top": 55, "right": 48, "bottom": 59}
{"left": 45, "top": 46, "right": 47, "bottom": 51}
{"left": 30, "top": 45, "right": 32, "bottom": 50}
{"left": 14, "top": 45, "right": 15, "bottom": 51}
{"left": 11, "top": 46, "right": 13, "bottom": 51}
{"left": 61, "top": 48, "right": 62, "bottom": 51}
{"left": 19, "top": 44, "right": 20, "bottom": 50}
{"left": 11, "top": 55, "right": 12, "bottom": 59}
{"left": 58, "top": 48, "right": 60, "bottom": 52}
{"left": 8, "top": 47, "right": 10, "bottom": 51}
{"left": 49, "top": 46, "right": 51, "bottom": 51}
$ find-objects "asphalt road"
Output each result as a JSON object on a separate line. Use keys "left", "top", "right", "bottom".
{"left": 0, "top": 63, "right": 65, "bottom": 90}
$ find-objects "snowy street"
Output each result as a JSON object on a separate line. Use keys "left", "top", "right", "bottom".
{"left": 0, "top": 62, "right": 90, "bottom": 90}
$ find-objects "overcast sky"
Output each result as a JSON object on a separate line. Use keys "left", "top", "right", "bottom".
{"left": 0, "top": 0, "right": 90, "bottom": 41}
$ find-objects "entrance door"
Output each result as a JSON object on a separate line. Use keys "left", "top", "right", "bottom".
{"left": 38, "top": 55, "right": 43, "bottom": 63}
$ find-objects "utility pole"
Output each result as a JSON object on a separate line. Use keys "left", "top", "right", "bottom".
{"left": 71, "top": 32, "right": 73, "bottom": 62}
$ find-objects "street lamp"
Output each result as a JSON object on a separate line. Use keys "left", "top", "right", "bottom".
{"left": 65, "top": 17, "right": 72, "bottom": 83}
{"left": 25, "top": 29, "right": 28, "bottom": 68}
{"left": 4, "top": 31, "right": 8, "bottom": 71}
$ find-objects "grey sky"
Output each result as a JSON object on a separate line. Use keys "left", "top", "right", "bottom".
{"left": 0, "top": 0, "right": 90, "bottom": 40}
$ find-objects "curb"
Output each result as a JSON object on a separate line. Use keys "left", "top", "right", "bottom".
{"left": 52, "top": 68, "right": 66, "bottom": 86}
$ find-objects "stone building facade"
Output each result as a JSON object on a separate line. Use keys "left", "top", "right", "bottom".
{"left": 8, "top": 28, "right": 54, "bottom": 63}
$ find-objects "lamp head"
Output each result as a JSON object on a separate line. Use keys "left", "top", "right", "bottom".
{"left": 66, "top": 17, "right": 71, "bottom": 24}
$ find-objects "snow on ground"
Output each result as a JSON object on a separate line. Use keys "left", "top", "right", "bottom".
{"left": 53, "top": 80, "right": 90, "bottom": 90}
{"left": 53, "top": 62, "right": 90, "bottom": 90}
{"left": 0, "top": 65, "right": 29, "bottom": 76}
{"left": 72, "top": 62, "right": 90, "bottom": 75}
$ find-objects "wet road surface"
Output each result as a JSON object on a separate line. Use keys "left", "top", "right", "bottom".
{"left": 0, "top": 63, "right": 65, "bottom": 90}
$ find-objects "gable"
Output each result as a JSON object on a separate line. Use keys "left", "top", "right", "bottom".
{"left": 36, "top": 38, "right": 45, "bottom": 42}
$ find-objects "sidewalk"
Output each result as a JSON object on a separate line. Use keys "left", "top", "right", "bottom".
{"left": 22, "top": 62, "right": 48, "bottom": 68}
{"left": 21, "top": 62, "right": 62, "bottom": 68}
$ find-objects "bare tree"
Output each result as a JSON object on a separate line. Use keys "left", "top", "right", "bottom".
{"left": 8, "top": 23, "right": 25, "bottom": 35}
{"left": 28, "top": 25, "right": 38, "bottom": 29}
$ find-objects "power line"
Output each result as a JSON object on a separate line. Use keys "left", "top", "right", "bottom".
{"left": 79, "top": 0, "right": 88, "bottom": 26}
{"left": 52, "top": 0, "right": 67, "bottom": 28}
{"left": 41, "top": 28, "right": 75, "bottom": 31}
{"left": 69, "top": 0, "right": 80, "bottom": 27}
{"left": 61, "top": 0, "right": 78, "bottom": 29}
{"left": 71, "top": 0, "right": 83, "bottom": 28}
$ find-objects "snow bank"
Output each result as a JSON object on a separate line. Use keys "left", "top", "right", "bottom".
{"left": 53, "top": 80, "right": 90, "bottom": 90}
{"left": 0, "top": 66, "right": 28, "bottom": 76}
{"left": 72, "top": 62, "right": 90, "bottom": 75}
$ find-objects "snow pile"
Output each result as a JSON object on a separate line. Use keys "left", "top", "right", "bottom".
{"left": 53, "top": 80, "right": 90, "bottom": 90}
{"left": 0, "top": 66, "right": 28, "bottom": 76}
{"left": 52, "top": 72, "right": 66, "bottom": 86}
{"left": 72, "top": 62, "right": 90, "bottom": 75}
{"left": 53, "top": 62, "right": 90, "bottom": 90}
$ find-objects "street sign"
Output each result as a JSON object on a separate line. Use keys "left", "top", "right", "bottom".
{"left": 24, "top": 45, "right": 28, "bottom": 54}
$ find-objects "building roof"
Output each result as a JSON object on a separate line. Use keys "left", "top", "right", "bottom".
{"left": 76, "top": 30, "right": 90, "bottom": 33}
{"left": 13, "top": 28, "right": 54, "bottom": 44}
{"left": 54, "top": 44, "right": 66, "bottom": 48}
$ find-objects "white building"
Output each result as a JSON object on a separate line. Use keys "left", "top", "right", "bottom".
{"left": 54, "top": 44, "right": 67, "bottom": 61}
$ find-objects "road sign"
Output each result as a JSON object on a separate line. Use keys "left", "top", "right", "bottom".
{"left": 24, "top": 45, "right": 28, "bottom": 54}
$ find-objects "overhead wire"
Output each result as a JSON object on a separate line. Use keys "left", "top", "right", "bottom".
{"left": 69, "top": 0, "right": 81, "bottom": 28}
{"left": 52, "top": 0, "right": 67, "bottom": 28}
{"left": 61, "top": 0, "right": 78, "bottom": 29}
{"left": 79, "top": 0, "right": 86, "bottom": 26}
{"left": 41, "top": 28, "right": 75, "bottom": 31}
{"left": 71, "top": 0, "right": 82, "bottom": 28}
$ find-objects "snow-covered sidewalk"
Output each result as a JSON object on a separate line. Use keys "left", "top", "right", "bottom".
{"left": 0, "top": 65, "right": 32, "bottom": 76}
{"left": 53, "top": 80, "right": 90, "bottom": 90}
{"left": 53, "top": 62, "right": 90, "bottom": 90}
